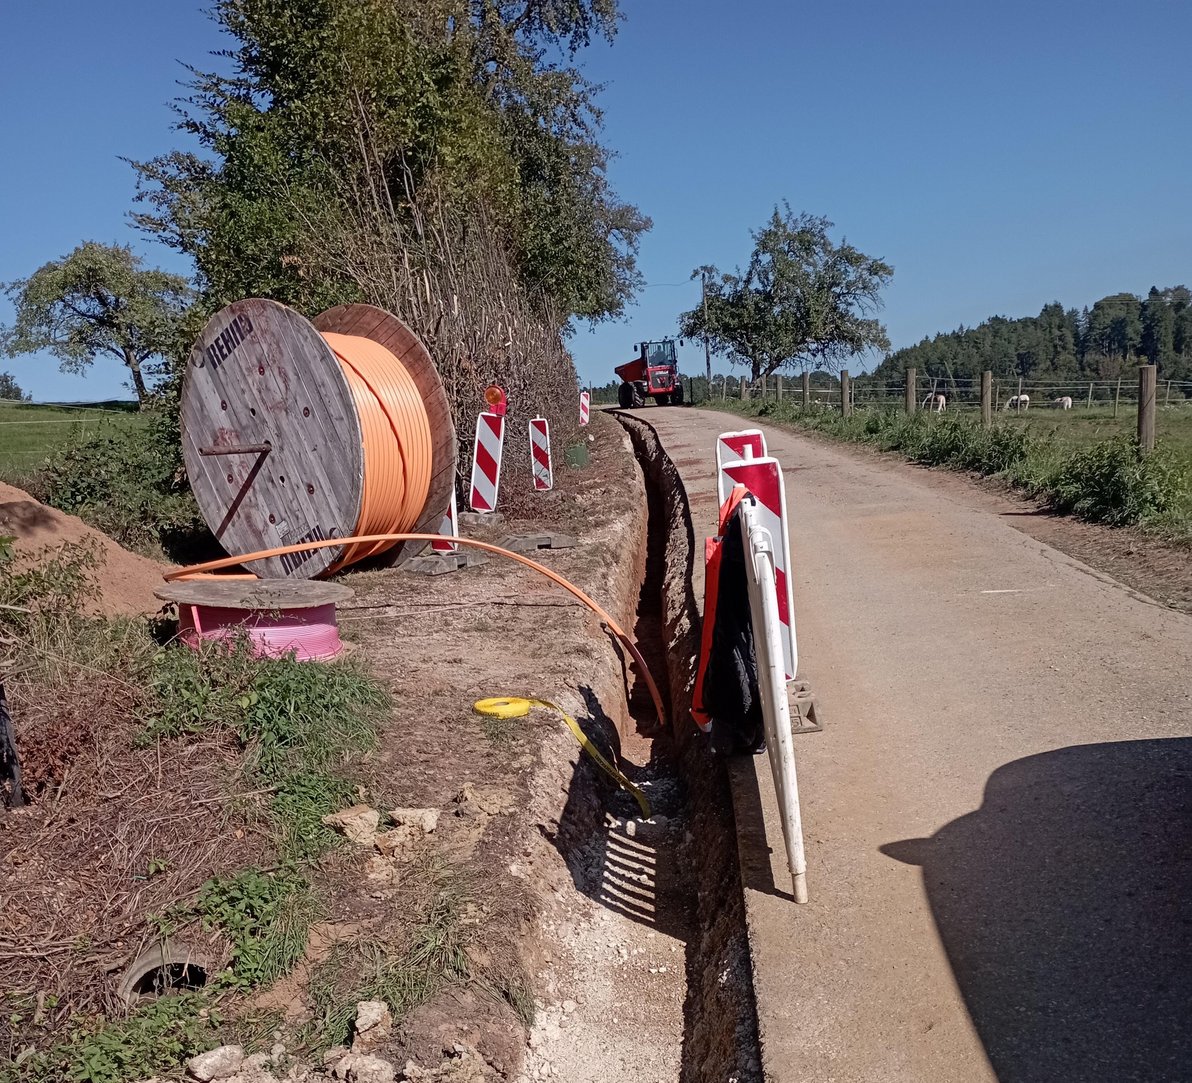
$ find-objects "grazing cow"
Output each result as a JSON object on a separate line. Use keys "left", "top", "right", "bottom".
{"left": 1053, "top": 396, "right": 1073, "bottom": 410}
{"left": 921, "top": 393, "right": 946, "bottom": 413}
{"left": 1007, "top": 394, "right": 1031, "bottom": 411}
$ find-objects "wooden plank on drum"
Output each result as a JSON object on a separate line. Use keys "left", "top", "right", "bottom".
{"left": 155, "top": 578, "right": 354, "bottom": 609}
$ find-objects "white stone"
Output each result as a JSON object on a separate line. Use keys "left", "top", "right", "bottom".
{"left": 388, "top": 807, "right": 439, "bottom": 833}
{"left": 186, "top": 1045, "right": 244, "bottom": 1081}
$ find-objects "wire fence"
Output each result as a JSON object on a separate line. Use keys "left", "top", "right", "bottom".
{"left": 0, "top": 398, "right": 143, "bottom": 478}
{"left": 721, "top": 375, "right": 1192, "bottom": 413}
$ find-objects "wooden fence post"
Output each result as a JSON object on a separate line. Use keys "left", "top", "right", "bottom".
{"left": 1138, "top": 364, "right": 1157, "bottom": 453}
{"left": 905, "top": 367, "right": 916, "bottom": 414}
{"left": 981, "top": 370, "right": 992, "bottom": 428}
{"left": 802, "top": 371, "right": 810, "bottom": 408}
{"left": 1114, "top": 374, "right": 1122, "bottom": 418}
{"left": 1087, "top": 382, "right": 1093, "bottom": 410}
{"left": 1016, "top": 376, "right": 1024, "bottom": 414}
{"left": 777, "top": 374, "right": 783, "bottom": 401}
{"left": 841, "top": 370, "right": 852, "bottom": 417}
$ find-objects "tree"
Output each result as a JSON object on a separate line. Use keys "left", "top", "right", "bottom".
{"left": 131, "top": 0, "right": 647, "bottom": 324}
{"left": 679, "top": 206, "right": 893, "bottom": 380}
{"left": 0, "top": 372, "right": 27, "bottom": 402}
{"left": 1, "top": 243, "right": 191, "bottom": 405}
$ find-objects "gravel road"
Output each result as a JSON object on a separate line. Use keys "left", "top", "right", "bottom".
{"left": 648, "top": 407, "right": 1191, "bottom": 1083}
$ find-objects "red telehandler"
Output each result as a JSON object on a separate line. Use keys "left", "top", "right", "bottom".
{"left": 615, "top": 339, "right": 685, "bottom": 408}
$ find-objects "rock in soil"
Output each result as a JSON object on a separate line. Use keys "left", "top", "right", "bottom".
{"left": 321, "top": 804, "right": 381, "bottom": 845}
{"left": 353, "top": 999, "right": 393, "bottom": 1052}
{"left": 186, "top": 1044, "right": 245, "bottom": 1081}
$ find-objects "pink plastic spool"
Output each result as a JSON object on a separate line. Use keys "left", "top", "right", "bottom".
{"left": 179, "top": 602, "right": 344, "bottom": 661}
{"left": 155, "top": 579, "right": 354, "bottom": 663}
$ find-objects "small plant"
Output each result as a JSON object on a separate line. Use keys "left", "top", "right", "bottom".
{"left": 1045, "top": 437, "right": 1186, "bottom": 526}
{"left": 143, "top": 641, "right": 387, "bottom": 857}
{"left": 1, "top": 994, "right": 221, "bottom": 1083}
{"left": 195, "top": 867, "right": 318, "bottom": 988}
{"left": 303, "top": 877, "right": 471, "bottom": 1053}
{"left": 0, "top": 540, "right": 100, "bottom": 629}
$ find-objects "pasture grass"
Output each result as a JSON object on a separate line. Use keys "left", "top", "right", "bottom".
{"left": 710, "top": 398, "right": 1192, "bottom": 542}
{"left": 0, "top": 400, "right": 145, "bottom": 483}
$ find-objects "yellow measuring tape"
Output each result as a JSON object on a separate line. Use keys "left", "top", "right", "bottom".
{"left": 473, "top": 697, "right": 652, "bottom": 818}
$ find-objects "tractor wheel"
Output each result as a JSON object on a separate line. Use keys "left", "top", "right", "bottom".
{"left": 673, "top": 382, "right": 685, "bottom": 405}
{"left": 656, "top": 393, "right": 670, "bottom": 406}
{"left": 617, "top": 382, "right": 634, "bottom": 409}
{"left": 631, "top": 384, "right": 646, "bottom": 408}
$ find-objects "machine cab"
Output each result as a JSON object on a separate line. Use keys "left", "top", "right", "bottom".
{"left": 642, "top": 339, "right": 678, "bottom": 392}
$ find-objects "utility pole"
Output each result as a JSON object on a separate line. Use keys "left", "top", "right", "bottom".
{"left": 701, "top": 270, "right": 712, "bottom": 396}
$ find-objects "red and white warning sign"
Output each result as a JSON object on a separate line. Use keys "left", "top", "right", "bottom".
{"left": 529, "top": 417, "right": 553, "bottom": 491}
{"left": 579, "top": 390, "right": 591, "bottom": 426}
{"left": 470, "top": 411, "right": 505, "bottom": 512}
{"left": 720, "top": 455, "right": 796, "bottom": 681}
{"left": 431, "top": 489, "right": 458, "bottom": 553}
{"left": 716, "top": 429, "right": 768, "bottom": 504}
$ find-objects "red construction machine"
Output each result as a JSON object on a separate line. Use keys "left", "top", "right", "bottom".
{"left": 615, "top": 339, "right": 685, "bottom": 408}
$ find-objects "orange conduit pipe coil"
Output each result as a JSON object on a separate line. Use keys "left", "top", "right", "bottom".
{"left": 167, "top": 533, "right": 669, "bottom": 730}
{"left": 319, "top": 332, "right": 433, "bottom": 572}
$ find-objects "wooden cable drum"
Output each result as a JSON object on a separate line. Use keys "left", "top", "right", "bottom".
{"left": 182, "top": 299, "right": 456, "bottom": 578}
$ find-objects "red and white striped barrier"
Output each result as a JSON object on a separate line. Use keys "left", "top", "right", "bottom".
{"left": 716, "top": 429, "right": 768, "bottom": 504}
{"left": 739, "top": 495, "right": 808, "bottom": 903}
{"left": 719, "top": 453, "right": 796, "bottom": 681}
{"left": 431, "top": 490, "right": 458, "bottom": 553}
{"left": 579, "top": 390, "right": 591, "bottom": 426}
{"left": 470, "top": 411, "right": 505, "bottom": 512}
{"left": 529, "top": 417, "right": 553, "bottom": 491}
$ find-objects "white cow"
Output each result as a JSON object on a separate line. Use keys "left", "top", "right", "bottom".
{"left": 1053, "top": 396, "right": 1073, "bottom": 410}
{"left": 921, "top": 393, "right": 946, "bottom": 413}
{"left": 1006, "top": 394, "right": 1031, "bottom": 411}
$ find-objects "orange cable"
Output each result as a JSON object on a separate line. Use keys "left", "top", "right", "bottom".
{"left": 320, "top": 332, "right": 433, "bottom": 571}
{"left": 165, "top": 532, "right": 668, "bottom": 730}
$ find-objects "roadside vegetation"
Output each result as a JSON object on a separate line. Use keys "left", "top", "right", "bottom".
{"left": 712, "top": 398, "right": 1192, "bottom": 541}
{"left": 0, "top": 540, "right": 489, "bottom": 1082}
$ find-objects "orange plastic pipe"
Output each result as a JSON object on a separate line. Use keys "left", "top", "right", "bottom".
{"left": 165, "top": 533, "right": 668, "bottom": 730}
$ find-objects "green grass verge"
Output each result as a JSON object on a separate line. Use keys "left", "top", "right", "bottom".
{"left": 709, "top": 399, "right": 1192, "bottom": 540}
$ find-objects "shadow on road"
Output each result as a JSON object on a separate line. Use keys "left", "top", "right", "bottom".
{"left": 883, "top": 738, "right": 1192, "bottom": 1082}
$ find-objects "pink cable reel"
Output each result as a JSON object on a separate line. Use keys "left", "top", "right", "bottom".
{"left": 155, "top": 579, "right": 353, "bottom": 662}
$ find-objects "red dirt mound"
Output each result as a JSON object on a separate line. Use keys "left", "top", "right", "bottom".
{"left": 0, "top": 481, "right": 168, "bottom": 616}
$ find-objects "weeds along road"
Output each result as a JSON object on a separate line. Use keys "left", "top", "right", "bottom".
{"left": 646, "top": 406, "right": 1191, "bottom": 1083}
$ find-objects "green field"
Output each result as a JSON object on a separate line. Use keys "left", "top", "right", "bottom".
{"left": 0, "top": 400, "right": 145, "bottom": 484}
{"left": 999, "top": 405, "right": 1192, "bottom": 463}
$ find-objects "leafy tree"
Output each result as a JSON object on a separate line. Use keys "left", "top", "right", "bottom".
{"left": 678, "top": 206, "right": 893, "bottom": 380}
{"left": 130, "top": 0, "right": 647, "bottom": 324}
{"left": 0, "top": 243, "right": 191, "bottom": 405}
{"left": 0, "top": 372, "right": 27, "bottom": 402}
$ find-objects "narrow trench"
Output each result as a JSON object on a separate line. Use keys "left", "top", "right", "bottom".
{"left": 614, "top": 409, "right": 763, "bottom": 1083}
{"left": 528, "top": 411, "right": 761, "bottom": 1083}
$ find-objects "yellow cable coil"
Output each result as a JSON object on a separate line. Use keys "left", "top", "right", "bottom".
{"left": 473, "top": 697, "right": 652, "bottom": 818}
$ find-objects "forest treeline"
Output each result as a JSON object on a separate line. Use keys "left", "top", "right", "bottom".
{"left": 871, "top": 287, "right": 1192, "bottom": 386}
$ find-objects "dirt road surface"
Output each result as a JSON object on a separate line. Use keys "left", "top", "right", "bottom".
{"left": 647, "top": 407, "right": 1191, "bottom": 1083}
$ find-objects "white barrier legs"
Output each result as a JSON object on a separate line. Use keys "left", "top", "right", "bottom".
{"left": 740, "top": 498, "right": 809, "bottom": 903}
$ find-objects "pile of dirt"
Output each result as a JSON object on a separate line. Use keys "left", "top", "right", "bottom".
{"left": 0, "top": 481, "right": 168, "bottom": 616}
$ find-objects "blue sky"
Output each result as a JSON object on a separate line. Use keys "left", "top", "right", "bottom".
{"left": 1, "top": 1, "right": 1189, "bottom": 400}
